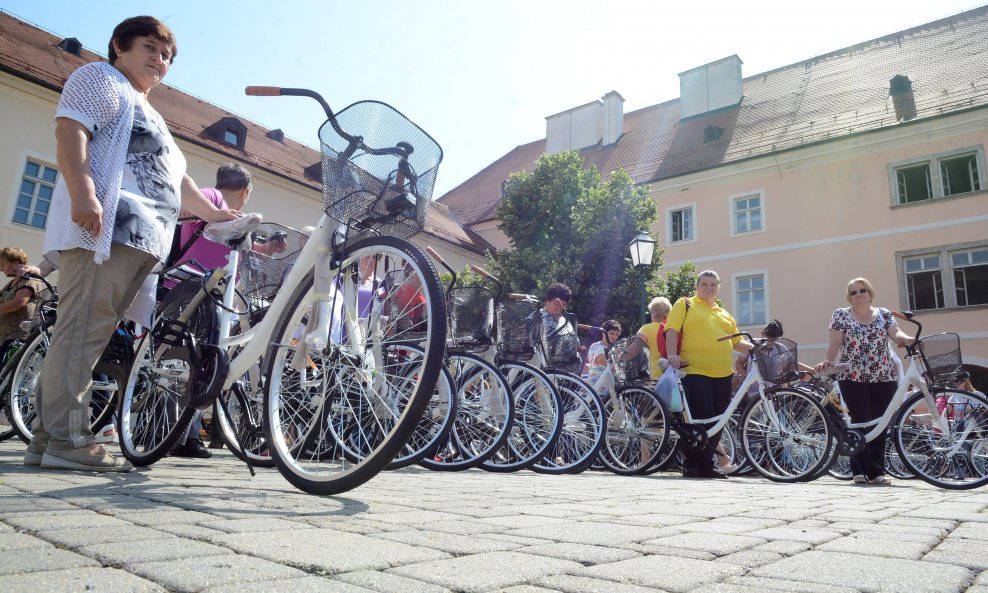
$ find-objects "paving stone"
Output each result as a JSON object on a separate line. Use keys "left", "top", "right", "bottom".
{"left": 880, "top": 517, "right": 957, "bottom": 531}
{"left": 716, "top": 549, "right": 783, "bottom": 568}
{"left": 642, "top": 532, "right": 766, "bottom": 555}
{"left": 480, "top": 514, "right": 574, "bottom": 528}
{"left": 200, "top": 516, "right": 318, "bottom": 533}
{"left": 215, "top": 528, "right": 449, "bottom": 573}
{"left": 751, "top": 550, "right": 971, "bottom": 592}
{"left": 116, "top": 509, "right": 220, "bottom": 526}
{"left": 33, "top": 524, "right": 176, "bottom": 548}
{"left": 80, "top": 538, "right": 235, "bottom": 565}
{"left": 497, "top": 586, "right": 560, "bottom": 593}
{"left": 536, "top": 574, "right": 664, "bottom": 593}
{"left": 620, "top": 542, "right": 716, "bottom": 560}
{"left": 923, "top": 538, "right": 988, "bottom": 569}
{"left": 0, "top": 566, "right": 167, "bottom": 592}
{"left": 0, "top": 546, "right": 100, "bottom": 575}
{"left": 413, "top": 518, "right": 510, "bottom": 535}
{"left": 0, "top": 531, "right": 53, "bottom": 551}
{"left": 946, "top": 522, "right": 988, "bottom": 540}
{"left": 721, "top": 576, "right": 862, "bottom": 593}
{"left": 336, "top": 570, "right": 453, "bottom": 593}
{"left": 4, "top": 511, "right": 134, "bottom": 532}
{"left": 205, "top": 576, "right": 378, "bottom": 593}
{"left": 576, "top": 554, "right": 744, "bottom": 592}
{"left": 815, "top": 533, "right": 933, "bottom": 559}
{"left": 745, "top": 526, "right": 842, "bottom": 545}
{"left": 739, "top": 508, "right": 823, "bottom": 522}
{"left": 371, "top": 530, "right": 521, "bottom": 554}
{"left": 608, "top": 512, "right": 707, "bottom": 527}
{"left": 387, "top": 550, "right": 582, "bottom": 593}
{"left": 129, "top": 554, "right": 306, "bottom": 592}
{"left": 154, "top": 522, "right": 230, "bottom": 540}
{"left": 505, "top": 521, "right": 671, "bottom": 546}
{"left": 516, "top": 542, "right": 641, "bottom": 565}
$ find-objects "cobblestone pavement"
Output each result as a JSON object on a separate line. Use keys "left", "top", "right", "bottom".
{"left": 3, "top": 440, "right": 988, "bottom": 593}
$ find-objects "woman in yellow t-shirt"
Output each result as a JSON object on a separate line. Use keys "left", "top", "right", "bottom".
{"left": 665, "top": 270, "right": 753, "bottom": 479}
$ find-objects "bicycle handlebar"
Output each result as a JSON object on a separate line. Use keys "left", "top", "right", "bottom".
{"left": 244, "top": 86, "right": 282, "bottom": 96}
{"left": 717, "top": 331, "right": 752, "bottom": 343}
{"left": 470, "top": 264, "right": 497, "bottom": 282}
{"left": 505, "top": 293, "right": 531, "bottom": 301}
{"left": 22, "top": 271, "right": 56, "bottom": 295}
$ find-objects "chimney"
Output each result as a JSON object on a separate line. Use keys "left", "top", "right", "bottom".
{"left": 678, "top": 55, "right": 743, "bottom": 120}
{"left": 545, "top": 91, "right": 624, "bottom": 155}
{"left": 266, "top": 128, "right": 285, "bottom": 142}
{"left": 890, "top": 75, "right": 917, "bottom": 122}
{"left": 58, "top": 37, "right": 82, "bottom": 56}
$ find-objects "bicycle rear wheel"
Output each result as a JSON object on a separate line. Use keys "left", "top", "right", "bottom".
{"left": 264, "top": 236, "right": 445, "bottom": 495}
{"left": 6, "top": 329, "right": 46, "bottom": 444}
{"left": 387, "top": 349, "right": 455, "bottom": 469}
{"left": 481, "top": 361, "right": 563, "bottom": 473}
{"left": 532, "top": 371, "right": 605, "bottom": 475}
{"left": 599, "top": 386, "right": 669, "bottom": 475}
{"left": 740, "top": 387, "right": 833, "bottom": 483}
{"left": 419, "top": 352, "right": 513, "bottom": 471}
{"left": 214, "top": 381, "right": 274, "bottom": 467}
{"left": 893, "top": 388, "right": 988, "bottom": 490}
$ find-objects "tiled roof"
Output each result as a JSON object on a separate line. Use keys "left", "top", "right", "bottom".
{"left": 438, "top": 5, "right": 988, "bottom": 226}
{"left": 0, "top": 11, "right": 488, "bottom": 254}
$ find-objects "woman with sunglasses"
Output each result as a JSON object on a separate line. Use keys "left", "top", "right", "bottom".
{"left": 816, "top": 277, "right": 913, "bottom": 486}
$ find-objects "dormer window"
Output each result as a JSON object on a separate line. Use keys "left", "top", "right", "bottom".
{"left": 703, "top": 125, "right": 725, "bottom": 144}
{"left": 201, "top": 116, "right": 247, "bottom": 151}
{"left": 223, "top": 128, "right": 241, "bottom": 146}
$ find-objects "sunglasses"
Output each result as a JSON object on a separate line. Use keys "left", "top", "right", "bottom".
{"left": 848, "top": 289, "right": 869, "bottom": 296}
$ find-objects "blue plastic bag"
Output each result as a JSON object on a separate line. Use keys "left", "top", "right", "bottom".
{"left": 655, "top": 367, "right": 684, "bottom": 412}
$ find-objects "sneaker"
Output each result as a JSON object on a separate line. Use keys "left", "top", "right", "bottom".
{"left": 852, "top": 474, "right": 868, "bottom": 484}
{"left": 40, "top": 445, "right": 133, "bottom": 472}
{"left": 24, "top": 440, "right": 47, "bottom": 466}
{"left": 170, "top": 439, "right": 212, "bottom": 459}
{"left": 870, "top": 475, "right": 892, "bottom": 486}
{"left": 92, "top": 425, "right": 118, "bottom": 445}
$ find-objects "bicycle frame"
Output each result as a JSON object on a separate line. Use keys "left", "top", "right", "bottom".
{"left": 678, "top": 356, "right": 781, "bottom": 439}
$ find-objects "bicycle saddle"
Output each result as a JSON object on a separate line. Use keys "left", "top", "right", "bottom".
{"left": 204, "top": 213, "right": 263, "bottom": 245}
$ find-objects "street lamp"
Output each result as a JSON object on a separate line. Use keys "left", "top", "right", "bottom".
{"left": 628, "top": 231, "right": 656, "bottom": 323}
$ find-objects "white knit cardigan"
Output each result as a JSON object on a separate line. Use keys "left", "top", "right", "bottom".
{"left": 44, "top": 62, "right": 138, "bottom": 264}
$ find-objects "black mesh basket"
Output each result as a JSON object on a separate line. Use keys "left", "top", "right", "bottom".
{"left": 537, "top": 311, "right": 583, "bottom": 374}
{"left": 319, "top": 101, "right": 442, "bottom": 240}
{"left": 608, "top": 337, "right": 651, "bottom": 388}
{"left": 156, "top": 278, "right": 216, "bottom": 344}
{"left": 448, "top": 286, "right": 495, "bottom": 351}
{"left": 496, "top": 296, "right": 539, "bottom": 360}
{"left": 755, "top": 337, "right": 798, "bottom": 384}
{"left": 919, "top": 333, "right": 963, "bottom": 385}
{"left": 237, "top": 223, "right": 306, "bottom": 313}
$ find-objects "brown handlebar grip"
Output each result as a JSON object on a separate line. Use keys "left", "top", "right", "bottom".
{"left": 506, "top": 293, "right": 530, "bottom": 300}
{"left": 245, "top": 86, "right": 282, "bottom": 96}
{"left": 469, "top": 264, "right": 495, "bottom": 280}
{"left": 890, "top": 310, "right": 907, "bottom": 320}
{"left": 577, "top": 324, "right": 594, "bottom": 331}
{"left": 717, "top": 334, "right": 738, "bottom": 342}
{"left": 425, "top": 246, "right": 444, "bottom": 263}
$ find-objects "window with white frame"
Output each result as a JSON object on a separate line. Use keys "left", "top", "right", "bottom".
{"left": 891, "top": 147, "right": 984, "bottom": 205}
{"left": 732, "top": 193, "right": 762, "bottom": 234}
{"left": 735, "top": 274, "right": 766, "bottom": 326}
{"left": 900, "top": 244, "right": 988, "bottom": 310}
{"left": 13, "top": 159, "right": 58, "bottom": 230}
{"left": 669, "top": 205, "right": 694, "bottom": 243}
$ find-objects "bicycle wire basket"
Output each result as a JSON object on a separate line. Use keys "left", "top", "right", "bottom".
{"left": 537, "top": 311, "right": 583, "bottom": 374}
{"left": 156, "top": 277, "right": 217, "bottom": 345}
{"left": 448, "top": 286, "right": 495, "bottom": 352}
{"left": 919, "top": 332, "right": 963, "bottom": 385}
{"left": 607, "top": 336, "right": 651, "bottom": 389}
{"left": 319, "top": 101, "right": 443, "bottom": 241}
{"left": 755, "top": 337, "right": 799, "bottom": 384}
{"left": 496, "top": 295, "right": 539, "bottom": 360}
{"left": 237, "top": 222, "right": 307, "bottom": 314}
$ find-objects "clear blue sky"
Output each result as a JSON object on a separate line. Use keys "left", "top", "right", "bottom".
{"left": 1, "top": 0, "right": 982, "bottom": 198}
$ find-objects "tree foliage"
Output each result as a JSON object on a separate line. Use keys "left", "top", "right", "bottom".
{"left": 492, "top": 151, "right": 660, "bottom": 334}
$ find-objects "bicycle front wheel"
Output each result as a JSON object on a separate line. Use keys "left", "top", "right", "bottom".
{"left": 893, "top": 388, "right": 988, "bottom": 490}
{"left": 740, "top": 388, "right": 833, "bottom": 483}
{"left": 7, "top": 328, "right": 47, "bottom": 444}
{"left": 532, "top": 371, "right": 605, "bottom": 475}
{"left": 264, "top": 236, "right": 445, "bottom": 495}
{"left": 599, "top": 386, "right": 669, "bottom": 475}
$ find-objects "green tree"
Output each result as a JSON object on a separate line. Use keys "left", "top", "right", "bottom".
{"left": 493, "top": 151, "right": 660, "bottom": 334}
{"left": 662, "top": 261, "right": 698, "bottom": 304}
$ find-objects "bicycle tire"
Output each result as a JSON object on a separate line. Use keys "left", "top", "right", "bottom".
{"left": 419, "top": 352, "right": 514, "bottom": 472}
{"left": 7, "top": 328, "right": 47, "bottom": 444}
{"left": 884, "top": 428, "right": 914, "bottom": 479}
{"left": 118, "top": 328, "right": 196, "bottom": 466}
{"left": 893, "top": 388, "right": 988, "bottom": 490}
{"left": 828, "top": 455, "right": 853, "bottom": 480}
{"left": 479, "top": 361, "right": 563, "bottom": 473}
{"left": 264, "top": 235, "right": 445, "bottom": 495}
{"left": 532, "top": 371, "right": 605, "bottom": 475}
{"left": 739, "top": 387, "right": 833, "bottom": 483}
{"left": 598, "top": 386, "right": 669, "bottom": 475}
{"left": 387, "top": 349, "right": 456, "bottom": 469}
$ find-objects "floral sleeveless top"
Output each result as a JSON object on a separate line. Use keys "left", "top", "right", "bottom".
{"left": 829, "top": 307, "right": 896, "bottom": 383}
